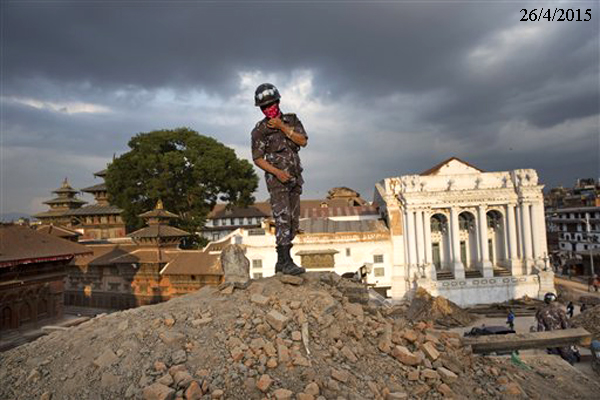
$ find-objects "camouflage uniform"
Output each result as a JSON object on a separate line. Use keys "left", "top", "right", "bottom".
{"left": 251, "top": 113, "right": 307, "bottom": 246}
{"left": 536, "top": 304, "right": 575, "bottom": 363}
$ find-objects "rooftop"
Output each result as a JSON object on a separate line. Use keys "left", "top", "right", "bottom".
{"left": 128, "top": 224, "right": 190, "bottom": 239}
{"left": 36, "top": 224, "right": 81, "bottom": 238}
{"left": 0, "top": 225, "right": 91, "bottom": 267}
{"left": 299, "top": 218, "right": 388, "bottom": 235}
{"left": 68, "top": 204, "right": 123, "bottom": 216}
{"left": 81, "top": 182, "right": 107, "bottom": 193}
{"left": 160, "top": 251, "right": 222, "bottom": 276}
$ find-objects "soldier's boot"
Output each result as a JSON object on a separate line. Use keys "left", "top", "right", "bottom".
{"left": 275, "top": 245, "right": 286, "bottom": 274}
{"left": 281, "top": 244, "right": 305, "bottom": 276}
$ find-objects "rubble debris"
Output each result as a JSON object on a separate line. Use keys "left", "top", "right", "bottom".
{"left": 1, "top": 272, "right": 599, "bottom": 400}
{"left": 571, "top": 304, "right": 600, "bottom": 340}
{"left": 407, "top": 287, "right": 478, "bottom": 327}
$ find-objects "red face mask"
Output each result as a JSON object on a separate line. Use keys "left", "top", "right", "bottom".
{"left": 261, "top": 103, "right": 281, "bottom": 119}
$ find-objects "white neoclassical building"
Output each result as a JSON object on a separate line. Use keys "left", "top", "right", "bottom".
{"left": 374, "top": 157, "right": 555, "bottom": 305}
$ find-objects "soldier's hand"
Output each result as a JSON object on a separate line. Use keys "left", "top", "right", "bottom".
{"left": 275, "top": 170, "right": 292, "bottom": 183}
{"left": 267, "top": 117, "right": 285, "bottom": 130}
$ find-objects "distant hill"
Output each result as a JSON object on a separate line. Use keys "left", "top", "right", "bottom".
{"left": 0, "top": 213, "right": 33, "bottom": 223}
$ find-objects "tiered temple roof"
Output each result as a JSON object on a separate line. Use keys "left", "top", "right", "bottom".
{"left": 34, "top": 178, "right": 86, "bottom": 221}
{"left": 128, "top": 200, "right": 190, "bottom": 247}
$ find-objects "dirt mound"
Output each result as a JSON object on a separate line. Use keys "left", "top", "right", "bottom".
{"left": 1, "top": 272, "right": 599, "bottom": 400}
{"left": 571, "top": 304, "right": 600, "bottom": 340}
{"left": 406, "top": 288, "right": 478, "bottom": 328}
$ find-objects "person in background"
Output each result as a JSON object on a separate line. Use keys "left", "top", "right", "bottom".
{"left": 506, "top": 309, "right": 515, "bottom": 330}
{"left": 581, "top": 303, "right": 588, "bottom": 313}
{"left": 566, "top": 301, "right": 575, "bottom": 318}
{"left": 536, "top": 292, "right": 576, "bottom": 364}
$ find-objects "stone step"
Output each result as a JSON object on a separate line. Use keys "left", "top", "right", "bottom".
{"left": 465, "top": 270, "right": 483, "bottom": 279}
{"left": 436, "top": 271, "right": 455, "bottom": 281}
{"left": 493, "top": 268, "right": 512, "bottom": 277}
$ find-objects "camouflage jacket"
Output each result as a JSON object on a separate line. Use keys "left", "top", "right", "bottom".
{"left": 536, "top": 304, "right": 569, "bottom": 332}
{"left": 251, "top": 113, "right": 307, "bottom": 188}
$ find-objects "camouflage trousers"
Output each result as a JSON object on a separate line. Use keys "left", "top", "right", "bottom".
{"left": 268, "top": 182, "right": 302, "bottom": 247}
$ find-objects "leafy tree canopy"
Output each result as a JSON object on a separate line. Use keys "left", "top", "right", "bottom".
{"left": 106, "top": 128, "right": 258, "bottom": 247}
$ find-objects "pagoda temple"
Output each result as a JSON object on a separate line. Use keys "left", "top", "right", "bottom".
{"left": 33, "top": 178, "right": 86, "bottom": 227}
{"left": 69, "top": 169, "right": 125, "bottom": 240}
{"left": 64, "top": 200, "right": 222, "bottom": 310}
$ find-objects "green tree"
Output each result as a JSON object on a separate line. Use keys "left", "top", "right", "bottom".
{"left": 106, "top": 128, "right": 258, "bottom": 248}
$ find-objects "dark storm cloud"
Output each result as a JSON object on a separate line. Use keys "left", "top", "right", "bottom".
{"left": 2, "top": 2, "right": 515, "bottom": 95}
{"left": 1, "top": 1, "right": 599, "bottom": 214}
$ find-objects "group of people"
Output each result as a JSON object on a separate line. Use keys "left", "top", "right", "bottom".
{"left": 566, "top": 300, "right": 590, "bottom": 318}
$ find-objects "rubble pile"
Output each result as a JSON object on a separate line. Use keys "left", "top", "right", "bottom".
{"left": 467, "top": 296, "right": 543, "bottom": 318}
{"left": 571, "top": 305, "right": 600, "bottom": 340}
{"left": 1, "top": 272, "right": 599, "bottom": 400}
{"left": 406, "top": 288, "right": 478, "bottom": 328}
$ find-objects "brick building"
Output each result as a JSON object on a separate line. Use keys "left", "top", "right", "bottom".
{"left": 0, "top": 225, "right": 91, "bottom": 332}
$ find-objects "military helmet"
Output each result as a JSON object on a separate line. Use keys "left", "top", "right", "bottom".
{"left": 254, "top": 83, "right": 281, "bottom": 107}
{"left": 544, "top": 292, "right": 557, "bottom": 304}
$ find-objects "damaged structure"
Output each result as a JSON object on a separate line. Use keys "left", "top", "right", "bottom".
{"left": 374, "top": 157, "right": 554, "bottom": 305}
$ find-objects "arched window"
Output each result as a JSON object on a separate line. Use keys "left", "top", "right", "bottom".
{"left": 487, "top": 210, "right": 503, "bottom": 229}
{"left": 431, "top": 214, "right": 448, "bottom": 233}
{"left": 459, "top": 212, "right": 476, "bottom": 231}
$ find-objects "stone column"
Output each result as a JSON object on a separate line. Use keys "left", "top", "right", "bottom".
{"left": 531, "top": 202, "right": 546, "bottom": 268}
{"left": 521, "top": 202, "right": 533, "bottom": 274}
{"left": 478, "top": 205, "right": 493, "bottom": 277}
{"left": 506, "top": 204, "right": 519, "bottom": 274}
{"left": 450, "top": 207, "right": 465, "bottom": 279}
{"left": 423, "top": 210, "right": 434, "bottom": 279}
{"left": 415, "top": 209, "right": 425, "bottom": 267}
{"left": 515, "top": 205, "right": 523, "bottom": 258}
{"left": 531, "top": 203, "right": 541, "bottom": 260}
{"left": 406, "top": 210, "right": 417, "bottom": 269}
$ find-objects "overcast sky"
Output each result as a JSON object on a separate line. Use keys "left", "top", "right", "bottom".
{"left": 1, "top": 0, "right": 598, "bottom": 216}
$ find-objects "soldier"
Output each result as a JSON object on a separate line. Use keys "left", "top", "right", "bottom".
{"left": 251, "top": 83, "right": 307, "bottom": 276}
{"left": 536, "top": 292, "right": 576, "bottom": 363}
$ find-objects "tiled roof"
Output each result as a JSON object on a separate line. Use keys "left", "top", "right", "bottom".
{"left": 94, "top": 169, "right": 107, "bottom": 178}
{"left": 68, "top": 204, "right": 123, "bottom": 216}
{"left": 139, "top": 209, "right": 179, "bottom": 219}
{"left": 81, "top": 183, "right": 107, "bottom": 192}
{"left": 36, "top": 224, "right": 81, "bottom": 238}
{"left": 109, "top": 249, "right": 177, "bottom": 264}
{"left": 207, "top": 204, "right": 270, "bottom": 219}
{"left": 161, "top": 251, "right": 223, "bottom": 276}
{"left": 72, "top": 244, "right": 138, "bottom": 266}
{"left": 33, "top": 209, "right": 71, "bottom": 218}
{"left": 128, "top": 225, "right": 190, "bottom": 239}
{"left": 0, "top": 225, "right": 91, "bottom": 267}
{"left": 301, "top": 205, "right": 378, "bottom": 219}
{"left": 299, "top": 219, "right": 388, "bottom": 235}
{"left": 43, "top": 197, "right": 87, "bottom": 206}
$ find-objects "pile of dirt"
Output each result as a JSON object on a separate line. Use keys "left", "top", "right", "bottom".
{"left": 406, "top": 287, "right": 478, "bottom": 328}
{"left": 571, "top": 304, "right": 600, "bottom": 340}
{"left": 1, "top": 272, "right": 599, "bottom": 400}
